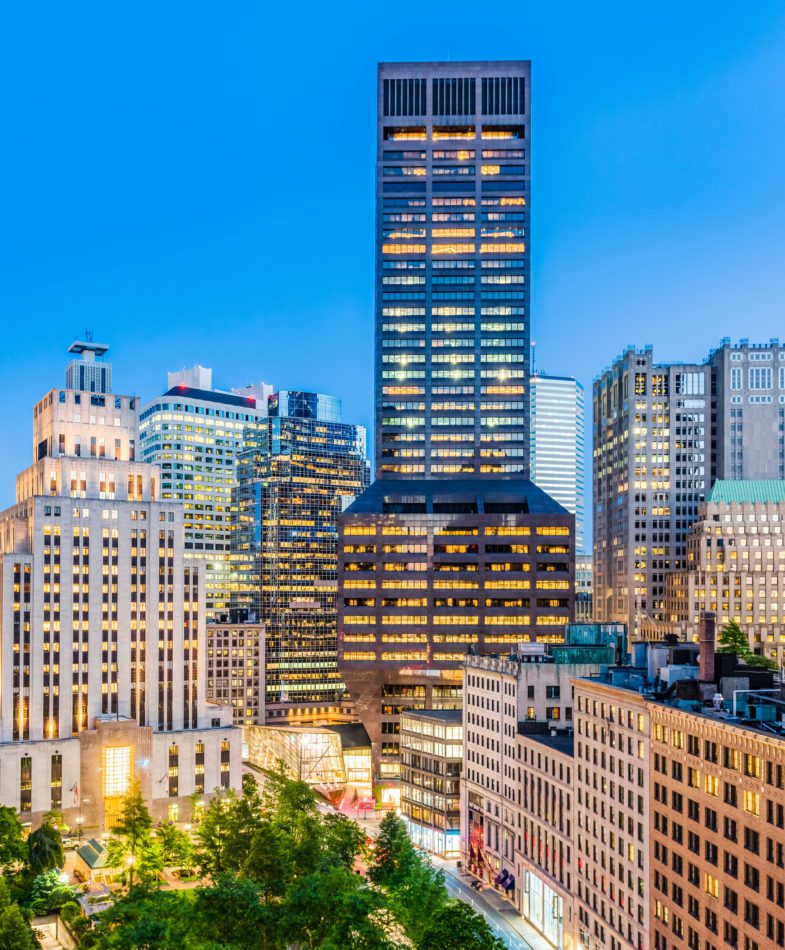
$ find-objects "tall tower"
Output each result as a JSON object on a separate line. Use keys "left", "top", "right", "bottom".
{"left": 138, "top": 366, "right": 271, "bottom": 620}
{"left": 376, "top": 61, "right": 530, "bottom": 478}
{"left": 338, "top": 62, "right": 575, "bottom": 797}
{"left": 231, "top": 392, "right": 369, "bottom": 723}
{"left": 530, "top": 374, "right": 585, "bottom": 551}
{"left": 0, "top": 344, "right": 240, "bottom": 828}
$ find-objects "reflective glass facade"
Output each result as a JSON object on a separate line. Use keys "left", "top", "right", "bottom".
{"left": 232, "top": 393, "right": 369, "bottom": 714}
{"left": 530, "top": 374, "right": 585, "bottom": 551}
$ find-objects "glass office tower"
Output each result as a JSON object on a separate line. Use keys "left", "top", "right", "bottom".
{"left": 530, "top": 373, "right": 585, "bottom": 551}
{"left": 338, "top": 62, "right": 575, "bottom": 795}
{"left": 232, "top": 392, "right": 369, "bottom": 721}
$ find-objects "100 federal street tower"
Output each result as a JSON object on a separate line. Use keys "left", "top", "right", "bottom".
{"left": 337, "top": 62, "right": 575, "bottom": 797}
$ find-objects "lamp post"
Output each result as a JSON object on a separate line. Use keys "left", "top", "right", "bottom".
{"left": 76, "top": 815, "right": 84, "bottom": 844}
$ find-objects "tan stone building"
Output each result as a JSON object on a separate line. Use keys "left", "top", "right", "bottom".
{"left": 206, "top": 622, "right": 265, "bottom": 725}
{"left": 664, "top": 480, "right": 785, "bottom": 661}
{"left": 649, "top": 700, "right": 785, "bottom": 950}
{"left": 573, "top": 676, "right": 650, "bottom": 950}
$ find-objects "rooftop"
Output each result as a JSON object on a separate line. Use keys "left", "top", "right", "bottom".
{"left": 400, "top": 708, "right": 462, "bottom": 724}
{"left": 344, "top": 478, "right": 570, "bottom": 517}
{"left": 524, "top": 732, "right": 574, "bottom": 756}
{"left": 163, "top": 385, "right": 258, "bottom": 409}
{"left": 707, "top": 479, "right": 785, "bottom": 505}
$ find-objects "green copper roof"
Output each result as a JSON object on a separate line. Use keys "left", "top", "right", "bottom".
{"left": 707, "top": 480, "right": 785, "bottom": 504}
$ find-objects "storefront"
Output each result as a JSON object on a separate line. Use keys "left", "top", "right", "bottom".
{"left": 522, "top": 870, "right": 564, "bottom": 949}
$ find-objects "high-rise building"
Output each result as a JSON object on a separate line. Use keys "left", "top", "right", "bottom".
{"left": 375, "top": 61, "right": 530, "bottom": 478}
{"left": 232, "top": 391, "right": 369, "bottom": 723}
{"left": 664, "top": 480, "right": 785, "bottom": 659}
{"left": 205, "top": 622, "right": 265, "bottom": 725}
{"left": 530, "top": 373, "right": 585, "bottom": 551}
{"left": 593, "top": 345, "right": 710, "bottom": 634}
{"left": 138, "top": 366, "right": 272, "bottom": 619}
{"left": 0, "top": 343, "right": 240, "bottom": 828}
{"left": 338, "top": 61, "right": 576, "bottom": 796}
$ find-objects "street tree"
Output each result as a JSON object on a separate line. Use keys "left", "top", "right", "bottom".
{"left": 194, "top": 791, "right": 234, "bottom": 877}
{"left": 156, "top": 823, "right": 194, "bottom": 872}
{"left": 367, "top": 811, "right": 417, "bottom": 889}
{"left": 107, "top": 782, "right": 160, "bottom": 888}
{"left": 419, "top": 899, "right": 506, "bottom": 950}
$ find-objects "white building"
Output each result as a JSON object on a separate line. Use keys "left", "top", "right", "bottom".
{"left": 138, "top": 365, "right": 272, "bottom": 619}
{"left": 0, "top": 343, "right": 241, "bottom": 829}
{"left": 530, "top": 374, "right": 585, "bottom": 552}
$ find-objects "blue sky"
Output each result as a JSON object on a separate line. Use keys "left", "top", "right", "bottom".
{"left": 2, "top": 2, "right": 785, "bottom": 515}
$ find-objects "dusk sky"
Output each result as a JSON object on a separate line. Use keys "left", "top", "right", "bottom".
{"left": 2, "top": 2, "right": 785, "bottom": 517}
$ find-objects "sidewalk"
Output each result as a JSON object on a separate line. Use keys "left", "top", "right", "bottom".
{"left": 433, "top": 858, "right": 554, "bottom": 950}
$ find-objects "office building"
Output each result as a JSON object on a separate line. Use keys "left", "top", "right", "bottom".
{"left": 232, "top": 391, "right": 369, "bottom": 722}
{"left": 576, "top": 553, "right": 593, "bottom": 622}
{"left": 205, "top": 622, "right": 265, "bottom": 726}
{"left": 139, "top": 366, "right": 272, "bottom": 619}
{"left": 664, "top": 480, "right": 785, "bottom": 661}
{"left": 400, "top": 708, "right": 462, "bottom": 857}
{"left": 530, "top": 373, "right": 585, "bottom": 551}
{"left": 374, "top": 61, "right": 530, "bottom": 478}
{"left": 338, "top": 61, "right": 577, "bottom": 793}
{"left": 573, "top": 674, "right": 651, "bottom": 950}
{"left": 0, "top": 343, "right": 240, "bottom": 828}
{"left": 461, "top": 625, "right": 622, "bottom": 948}
{"left": 593, "top": 338, "right": 785, "bottom": 635}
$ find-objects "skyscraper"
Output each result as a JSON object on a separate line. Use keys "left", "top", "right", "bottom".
{"left": 232, "top": 391, "right": 369, "bottom": 723}
{"left": 138, "top": 366, "right": 272, "bottom": 619}
{"left": 593, "top": 338, "right": 785, "bottom": 634}
{"left": 530, "top": 373, "right": 585, "bottom": 551}
{"left": 0, "top": 343, "right": 240, "bottom": 828}
{"left": 338, "top": 62, "right": 575, "bottom": 796}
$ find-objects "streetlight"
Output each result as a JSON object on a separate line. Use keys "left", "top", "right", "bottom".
{"left": 126, "top": 854, "right": 136, "bottom": 890}
{"left": 76, "top": 816, "right": 84, "bottom": 844}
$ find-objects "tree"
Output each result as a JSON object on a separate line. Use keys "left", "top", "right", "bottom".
{"left": 194, "top": 792, "right": 234, "bottom": 877}
{"left": 155, "top": 823, "right": 193, "bottom": 872}
{"left": 27, "top": 822, "right": 65, "bottom": 875}
{"left": 387, "top": 857, "right": 447, "bottom": 945}
{"left": 281, "top": 865, "right": 398, "bottom": 950}
{"left": 0, "top": 878, "right": 35, "bottom": 950}
{"left": 94, "top": 885, "right": 192, "bottom": 948}
{"left": 0, "top": 807, "right": 27, "bottom": 873}
{"left": 367, "top": 812, "right": 417, "bottom": 889}
{"left": 320, "top": 813, "right": 367, "bottom": 870}
{"left": 223, "top": 776, "right": 265, "bottom": 872}
{"left": 243, "top": 820, "right": 294, "bottom": 901}
{"left": 718, "top": 621, "right": 751, "bottom": 656}
{"left": 29, "top": 868, "right": 76, "bottom": 916}
{"left": 745, "top": 653, "right": 779, "bottom": 670}
{"left": 106, "top": 782, "right": 160, "bottom": 889}
{"left": 419, "top": 900, "right": 506, "bottom": 950}
{"left": 192, "top": 875, "right": 272, "bottom": 949}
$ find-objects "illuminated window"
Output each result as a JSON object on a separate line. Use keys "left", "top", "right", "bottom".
{"left": 103, "top": 745, "right": 132, "bottom": 798}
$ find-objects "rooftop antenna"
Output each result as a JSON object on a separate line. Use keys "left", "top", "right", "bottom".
{"left": 85, "top": 328, "right": 93, "bottom": 343}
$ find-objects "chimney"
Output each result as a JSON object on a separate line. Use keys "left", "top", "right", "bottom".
{"left": 699, "top": 612, "right": 716, "bottom": 683}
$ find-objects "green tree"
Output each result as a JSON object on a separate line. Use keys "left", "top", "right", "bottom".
{"left": 745, "top": 653, "right": 779, "bottom": 670}
{"left": 191, "top": 875, "right": 273, "bottom": 949}
{"left": 223, "top": 776, "right": 265, "bottom": 871}
{"left": 243, "top": 820, "right": 294, "bottom": 901}
{"left": 320, "top": 812, "right": 367, "bottom": 870}
{"left": 106, "top": 782, "right": 160, "bottom": 889}
{"left": 281, "top": 865, "right": 398, "bottom": 950}
{"left": 718, "top": 621, "right": 751, "bottom": 656}
{"left": 387, "top": 857, "right": 448, "bottom": 945}
{"left": 156, "top": 823, "right": 193, "bottom": 872}
{"left": 419, "top": 900, "right": 506, "bottom": 950}
{"left": 94, "top": 885, "right": 192, "bottom": 949}
{"left": 0, "top": 878, "right": 35, "bottom": 950}
{"left": 194, "top": 792, "right": 234, "bottom": 877}
{"left": 27, "top": 821, "right": 65, "bottom": 875}
{"left": 0, "top": 806, "right": 27, "bottom": 873}
{"left": 29, "top": 868, "right": 76, "bottom": 915}
{"left": 367, "top": 812, "right": 417, "bottom": 889}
